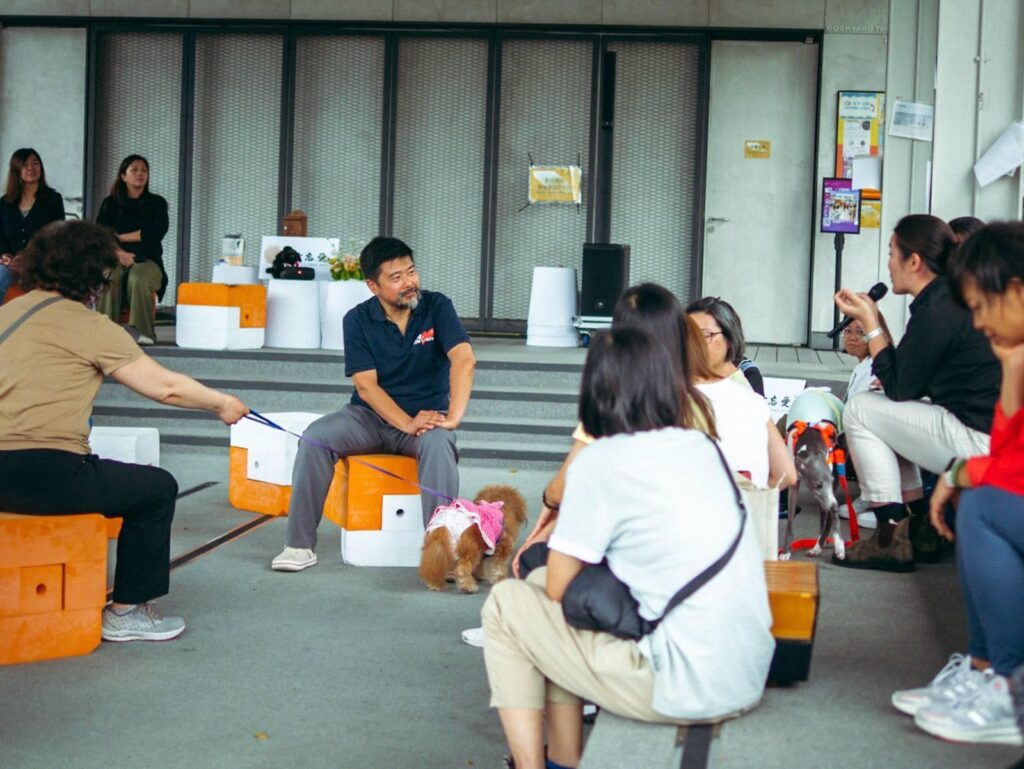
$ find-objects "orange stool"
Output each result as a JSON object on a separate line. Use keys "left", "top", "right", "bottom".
{"left": 0, "top": 512, "right": 108, "bottom": 665}
{"left": 765, "top": 560, "right": 820, "bottom": 684}
{"left": 3, "top": 284, "right": 26, "bottom": 304}
{"left": 323, "top": 455, "right": 420, "bottom": 529}
{"left": 177, "top": 282, "right": 266, "bottom": 328}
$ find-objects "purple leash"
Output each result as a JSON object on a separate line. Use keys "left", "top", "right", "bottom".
{"left": 243, "top": 410, "right": 455, "bottom": 504}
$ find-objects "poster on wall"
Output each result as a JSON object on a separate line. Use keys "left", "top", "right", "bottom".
{"left": 528, "top": 165, "right": 582, "bottom": 204}
{"left": 821, "top": 178, "right": 861, "bottom": 235}
{"left": 835, "top": 91, "right": 885, "bottom": 179}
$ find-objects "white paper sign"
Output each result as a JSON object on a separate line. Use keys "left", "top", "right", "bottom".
{"left": 889, "top": 100, "right": 934, "bottom": 141}
{"left": 762, "top": 377, "right": 807, "bottom": 425}
{"left": 974, "top": 121, "right": 1024, "bottom": 188}
{"left": 851, "top": 156, "right": 882, "bottom": 190}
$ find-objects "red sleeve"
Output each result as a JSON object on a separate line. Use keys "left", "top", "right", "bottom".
{"left": 968, "top": 404, "right": 1024, "bottom": 493}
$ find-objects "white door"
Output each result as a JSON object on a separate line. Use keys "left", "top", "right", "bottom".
{"left": 703, "top": 41, "right": 818, "bottom": 345}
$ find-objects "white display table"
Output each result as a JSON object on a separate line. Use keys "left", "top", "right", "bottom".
{"left": 319, "top": 280, "right": 373, "bottom": 350}
{"left": 212, "top": 264, "right": 259, "bottom": 285}
{"left": 265, "top": 279, "right": 321, "bottom": 349}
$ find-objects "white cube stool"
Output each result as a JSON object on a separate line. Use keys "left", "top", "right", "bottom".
{"left": 88, "top": 427, "right": 160, "bottom": 467}
{"left": 341, "top": 494, "right": 424, "bottom": 567}
{"left": 265, "top": 279, "right": 321, "bottom": 349}
{"left": 176, "top": 305, "right": 265, "bottom": 350}
{"left": 526, "top": 266, "right": 578, "bottom": 347}
{"left": 229, "top": 411, "right": 322, "bottom": 485}
{"left": 212, "top": 264, "right": 259, "bottom": 285}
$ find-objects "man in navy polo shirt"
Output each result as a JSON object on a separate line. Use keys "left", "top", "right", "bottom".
{"left": 272, "top": 236, "right": 475, "bottom": 572}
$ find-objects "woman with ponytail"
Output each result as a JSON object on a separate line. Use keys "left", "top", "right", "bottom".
{"left": 831, "top": 214, "right": 1000, "bottom": 572}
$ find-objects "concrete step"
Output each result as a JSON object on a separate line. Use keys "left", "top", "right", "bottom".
{"left": 97, "top": 380, "right": 580, "bottom": 421}
{"left": 146, "top": 346, "right": 584, "bottom": 390}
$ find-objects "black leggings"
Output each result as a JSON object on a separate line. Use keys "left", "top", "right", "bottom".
{"left": 0, "top": 449, "right": 178, "bottom": 604}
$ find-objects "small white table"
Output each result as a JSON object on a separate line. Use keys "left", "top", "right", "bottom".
{"left": 212, "top": 264, "right": 259, "bottom": 284}
{"left": 526, "top": 266, "right": 579, "bottom": 347}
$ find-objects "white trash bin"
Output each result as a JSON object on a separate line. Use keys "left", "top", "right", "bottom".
{"left": 526, "top": 266, "right": 578, "bottom": 347}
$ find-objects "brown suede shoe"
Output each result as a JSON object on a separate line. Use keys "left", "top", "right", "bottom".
{"left": 832, "top": 517, "right": 915, "bottom": 573}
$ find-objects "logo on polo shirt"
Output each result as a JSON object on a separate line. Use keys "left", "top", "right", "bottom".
{"left": 413, "top": 328, "right": 435, "bottom": 346}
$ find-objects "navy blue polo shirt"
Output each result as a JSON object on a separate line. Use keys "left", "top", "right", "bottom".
{"left": 343, "top": 290, "right": 470, "bottom": 416}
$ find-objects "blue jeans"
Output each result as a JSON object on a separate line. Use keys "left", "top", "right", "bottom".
{"left": 958, "top": 486, "right": 1024, "bottom": 676}
{"left": 0, "top": 263, "right": 12, "bottom": 305}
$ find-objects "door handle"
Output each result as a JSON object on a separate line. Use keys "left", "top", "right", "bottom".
{"left": 707, "top": 216, "right": 730, "bottom": 223}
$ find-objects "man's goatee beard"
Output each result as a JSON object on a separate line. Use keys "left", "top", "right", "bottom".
{"left": 401, "top": 292, "right": 420, "bottom": 311}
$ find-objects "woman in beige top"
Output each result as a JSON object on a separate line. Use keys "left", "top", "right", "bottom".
{"left": 0, "top": 220, "right": 249, "bottom": 643}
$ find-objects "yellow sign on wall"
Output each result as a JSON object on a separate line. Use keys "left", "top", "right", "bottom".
{"left": 528, "top": 166, "right": 582, "bottom": 204}
{"left": 744, "top": 140, "right": 771, "bottom": 159}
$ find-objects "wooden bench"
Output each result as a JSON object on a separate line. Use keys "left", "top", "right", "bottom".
{"left": 579, "top": 561, "right": 819, "bottom": 768}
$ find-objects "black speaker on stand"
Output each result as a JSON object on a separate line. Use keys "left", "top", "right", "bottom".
{"left": 575, "top": 244, "right": 629, "bottom": 346}
{"left": 580, "top": 243, "right": 630, "bottom": 317}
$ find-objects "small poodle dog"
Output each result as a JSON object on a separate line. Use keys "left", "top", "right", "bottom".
{"left": 419, "top": 484, "right": 527, "bottom": 593}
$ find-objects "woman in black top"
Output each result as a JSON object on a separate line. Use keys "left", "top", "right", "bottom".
{"left": 832, "top": 214, "right": 1000, "bottom": 572}
{"left": 95, "top": 154, "right": 168, "bottom": 345}
{"left": 0, "top": 148, "right": 65, "bottom": 305}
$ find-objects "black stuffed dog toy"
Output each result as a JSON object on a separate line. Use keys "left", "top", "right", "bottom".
{"left": 266, "top": 246, "right": 314, "bottom": 280}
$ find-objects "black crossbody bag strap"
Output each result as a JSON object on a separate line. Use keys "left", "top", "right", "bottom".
{"left": 646, "top": 437, "right": 748, "bottom": 633}
{"left": 0, "top": 295, "right": 63, "bottom": 347}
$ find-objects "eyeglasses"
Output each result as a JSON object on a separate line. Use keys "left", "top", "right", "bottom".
{"left": 840, "top": 327, "right": 863, "bottom": 336}
{"left": 700, "top": 330, "right": 724, "bottom": 340}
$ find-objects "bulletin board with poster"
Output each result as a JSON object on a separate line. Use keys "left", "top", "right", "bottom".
{"left": 835, "top": 91, "right": 885, "bottom": 179}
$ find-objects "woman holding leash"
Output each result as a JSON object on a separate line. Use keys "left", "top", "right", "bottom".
{"left": 832, "top": 214, "right": 1000, "bottom": 572}
{"left": 0, "top": 220, "right": 248, "bottom": 642}
{"left": 889, "top": 222, "right": 1024, "bottom": 748}
{"left": 482, "top": 326, "right": 774, "bottom": 769}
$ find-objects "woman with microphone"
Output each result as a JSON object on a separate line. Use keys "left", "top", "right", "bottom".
{"left": 832, "top": 214, "right": 1000, "bottom": 572}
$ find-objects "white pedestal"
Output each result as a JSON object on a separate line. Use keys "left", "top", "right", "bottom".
{"left": 212, "top": 264, "right": 258, "bottom": 285}
{"left": 265, "top": 279, "right": 321, "bottom": 349}
{"left": 89, "top": 427, "right": 160, "bottom": 467}
{"left": 341, "top": 494, "right": 425, "bottom": 567}
{"left": 319, "top": 280, "right": 373, "bottom": 350}
{"left": 176, "top": 305, "right": 265, "bottom": 350}
{"left": 229, "top": 411, "right": 322, "bottom": 485}
{"left": 526, "top": 266, "right": 578, "bottom": 347}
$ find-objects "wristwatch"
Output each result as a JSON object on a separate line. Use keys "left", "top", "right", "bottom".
{"left": 862, "top": 327, "right": 884, "bottom": 342}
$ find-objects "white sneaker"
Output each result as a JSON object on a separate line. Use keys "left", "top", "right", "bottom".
{"left": 102, "top": 603, "right": 185, "bottom": 642}
{"left": 271, "top": 546, "right": 317, "bottom": 572}
{"left": 892, "top": 653, "right": 986, "bottom": 716}
{"left": 840, "top": 498, "right": 877, "bottom": 528}
{"left": 914, "top": 670, "right": 1024, "bottom": 745}
{"left": 461, "top": 626, "right": 485, "bottom": 648}
{"left": 136, "top": 334, "right": 155, "bottom": 346}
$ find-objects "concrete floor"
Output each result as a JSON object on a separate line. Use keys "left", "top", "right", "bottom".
{"left": 1, "top": 451, "right": 1021, "bottom": 769}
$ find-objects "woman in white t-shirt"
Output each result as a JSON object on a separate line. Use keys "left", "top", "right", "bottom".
{"left": 482, "top": 327, "right": 775, "bottom": 769}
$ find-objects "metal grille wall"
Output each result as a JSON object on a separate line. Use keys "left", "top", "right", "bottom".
{"left": 608, "top": 41, "right": 701, "bottom": 302}
{"left": 393, "top": 37, "right": 488, "bottom": 319}
{"left": 93, "top": 32, "right": 182, "bottom": 304}
{"left": 492, "top": 39, "right": 593, "bottom": 320}
{"left": 191, "top": 34, "right": 283, "bottom": 285}
{"left": 292, "top": 36, "right": 384, "bottom": 252}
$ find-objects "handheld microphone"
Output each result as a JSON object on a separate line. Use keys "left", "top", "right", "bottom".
{"left": 827, "top": 282, "right": 888, "bottom": 339}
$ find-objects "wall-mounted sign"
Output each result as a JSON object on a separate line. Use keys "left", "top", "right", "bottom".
{"left": 835, "top": 91, "right": 884, "bottom": 179}
{"left": 528, "top": 165, "right": 582, "bottom": 204}
{"left": 744, "top": 140, "right": 771, "bottom": 159}
{"left": 821, "top": 177, "right": 861, "bottom": 235}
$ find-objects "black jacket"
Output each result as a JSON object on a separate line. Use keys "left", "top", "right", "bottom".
{"left": 96, "top": 193, "right": 169, "bottom": 300}
{"left": 0, "top": 187, "right": 65, "bottom": 255}
{"left": 872, "top": 278, "right": 1001, "bottom": 434}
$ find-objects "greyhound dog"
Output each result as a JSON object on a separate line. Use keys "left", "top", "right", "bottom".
{"left": 781, "top": 389, "right": 847, "bottom": 560}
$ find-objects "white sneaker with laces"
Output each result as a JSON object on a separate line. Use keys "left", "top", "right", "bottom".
{"left": 136, "top": 334, "right": 155, "bottom": 346}
{"left": 914, "top": 670, "right": 1024, "bottom": 746}
{"left": 461, "top": 626, "right": 485, "bottom": 648}
{"left": 102, "top": 603, "right": 186, "bottom": 642}
{"left": 891, "top": 653, "right": 986, "bottom": 715}
{"left": 271, "top": 546, "right": 317, "bottom": 572}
